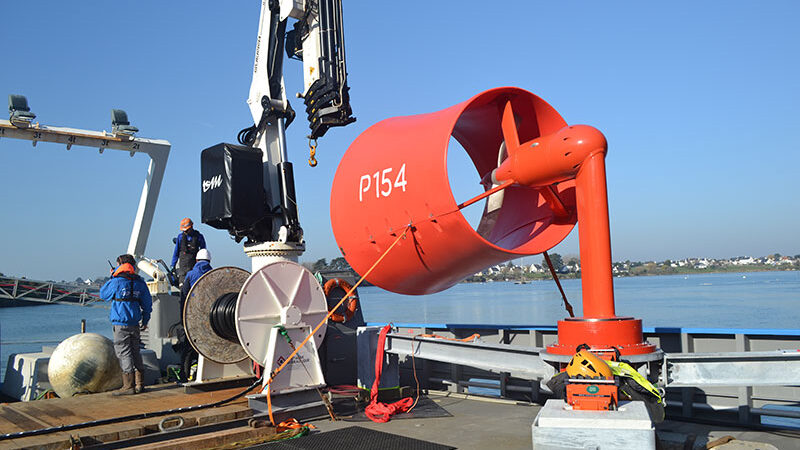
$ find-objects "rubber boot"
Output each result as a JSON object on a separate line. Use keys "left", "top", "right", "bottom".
{"left": 113, "top": 372, "right": 135, "bottom": 396}
{"left": 134, "top": 371, "right": 146, "bottom": 394}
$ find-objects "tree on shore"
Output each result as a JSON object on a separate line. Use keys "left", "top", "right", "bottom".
{"left": 312, "top": 258, "right": 328, "bottom": 272}
{"left": 546, "top": 253, "right": 565, "bottom": 271}
{"left": 328, "top": 257, "right": 351, "bottom": 270}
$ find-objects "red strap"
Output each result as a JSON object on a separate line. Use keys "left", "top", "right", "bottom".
{"left": 365, "top": 325, "right": 414, "bottom": 423}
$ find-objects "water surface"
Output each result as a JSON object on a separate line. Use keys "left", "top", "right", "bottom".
{"left": 1, "top": 271, "right": 797, "bottom": 380}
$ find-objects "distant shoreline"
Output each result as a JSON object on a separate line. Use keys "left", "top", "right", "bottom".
{"left": 465, "top": 265, "right": 798, "bottom": 283}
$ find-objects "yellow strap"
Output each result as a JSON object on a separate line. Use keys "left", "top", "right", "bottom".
{"left": 607, "top": 360, "right": 662, "bottom": 402}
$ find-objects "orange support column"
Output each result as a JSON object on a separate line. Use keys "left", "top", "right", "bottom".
{"left": 547, "top": 150, "right": 655, "bottom": 356}
{"left": 575, "top": 152, "right": 615, "bottom": 319}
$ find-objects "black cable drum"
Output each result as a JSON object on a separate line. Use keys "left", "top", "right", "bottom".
{"left": 183, "top": 266, "right": 249, "bottom": 364}
{"left": 209, "top": 292, "right": 240, "bottom": 342}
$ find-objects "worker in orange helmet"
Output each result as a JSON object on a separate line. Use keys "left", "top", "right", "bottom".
{"left": 170, "top": 218, "right": 206, "bottom": 289}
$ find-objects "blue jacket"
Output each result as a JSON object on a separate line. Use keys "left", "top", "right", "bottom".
{"left": 171, "top": 230, "right": 206, "bottom": 268}
{"left": 181, "top": 260, "right": 213, "bottom": 299}
{"left": 185, "top": 260, "right": 213, "bottom": 288}
{"left": 100, "top": 265, "right": 153, "bottom": 327}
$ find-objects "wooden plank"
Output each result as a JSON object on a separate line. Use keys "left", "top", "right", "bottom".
{"left": 3, "top": 384, "right": 250, "bottom": 429}
{"left": 6, "top": 405, "right": 254, "bottom": 449}
{"left": 1, "top": 387, "right": 255, "bottom": 449}
{"left": 4, "top": 430, "right": 85, "bottom": 450}
{"left": 24, "top": 403, "right": 93, "bottom": 426}
{"left": 124, "top": 425, "right": 278, "bottom": 450}
{"left": 0, "top": 406, "right": 49, "bottom": 432}
{"left": 0, "top": 414, "right": 27, "bottom": 434}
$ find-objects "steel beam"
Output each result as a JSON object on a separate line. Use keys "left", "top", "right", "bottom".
{"left": 384, "top": 333, "right": 555, "bottom": 380}
{"left": 663, "top": 350, "right": 800, "bottom": 387}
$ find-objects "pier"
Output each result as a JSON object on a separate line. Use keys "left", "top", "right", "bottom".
{"left": 0, "top": 275, "right": 102, "bottom": 307}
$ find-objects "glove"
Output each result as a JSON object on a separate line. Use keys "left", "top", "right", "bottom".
{"left": 140, "top": 323, "right": 148, "bottom": 332}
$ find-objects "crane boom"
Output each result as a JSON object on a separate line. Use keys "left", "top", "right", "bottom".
{"left": 202, "top": 0, "right": 354, "bottom": 250}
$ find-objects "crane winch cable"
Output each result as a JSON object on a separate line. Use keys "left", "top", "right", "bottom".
{"left": 543, "top": 251, "right": 575, "bottom": 318}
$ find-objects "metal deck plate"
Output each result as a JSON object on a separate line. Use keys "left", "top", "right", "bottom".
{"left": 252, "top": 426, "right": 455, "bottom": 450}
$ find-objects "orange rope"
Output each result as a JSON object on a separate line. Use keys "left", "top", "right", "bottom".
{"left": 276, "top": 418, "right": 316, "bottom": 432}
{"left": 266, "top": 382, "right": 274, "bottom": 425}
{"left": 418, "top": 333, "right": 480, "bottom": 342}
{"left": 262, "top": 226, "right": 411, "bottom": 424}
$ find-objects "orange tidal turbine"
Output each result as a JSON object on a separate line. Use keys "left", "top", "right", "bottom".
{"left": 330, "top": 87, "right": 655, "bottom": 356}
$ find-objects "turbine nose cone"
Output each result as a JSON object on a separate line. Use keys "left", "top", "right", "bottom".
{"left": 496, "top": 124, "right": 608, "bottom": 187}
{"left": 562, "top": 125, "right": 607, "bottom": 155}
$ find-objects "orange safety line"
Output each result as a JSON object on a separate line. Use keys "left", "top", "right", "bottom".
{"left": 387, "top": 180, "right": 516, "bottom": 239}
{"left": 266, "top": 382, "right": 274, "bottom": 425}
{"left": 456, "top": 179, "right": 514, "bottom": 209}
{"left": 276, "top": 418, "right": 316, "bottom": 432}
{"left": 262, "top": 225, "right": 411, "bottom": 424}
{"left": 418, "top": 333, "right": 481, "bottom": 342}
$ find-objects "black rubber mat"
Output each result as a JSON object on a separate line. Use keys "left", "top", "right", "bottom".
{"left": 342, "top": 396, "right": 452, "bottom": 422}
{"left": 252, "top": 426, "right": 455, "bottom": 449}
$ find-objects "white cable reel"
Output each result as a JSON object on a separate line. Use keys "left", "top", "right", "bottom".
{"left": 236, "top": 260, "right": 328, "bottom": 392}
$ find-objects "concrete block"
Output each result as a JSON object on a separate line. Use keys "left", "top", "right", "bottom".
{"left": 2, "top": 350, "right": 53, "bottom": 401}
{"left": 533, "top": 399, "right": 655, "bottom": 449}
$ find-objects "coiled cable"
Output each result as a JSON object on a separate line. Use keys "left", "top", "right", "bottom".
{"left": 209, "top": 292, "right": 240, "bottom": 342}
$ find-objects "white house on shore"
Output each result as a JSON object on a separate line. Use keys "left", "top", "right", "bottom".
{"left": 528, "top": 264, "right": 545, "bottom": 273}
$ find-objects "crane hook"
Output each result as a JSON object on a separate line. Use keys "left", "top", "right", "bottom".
{"left": 308, "top": 139, "right": 318, "bottom": 167}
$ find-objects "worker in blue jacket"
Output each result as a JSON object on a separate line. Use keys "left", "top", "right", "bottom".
{"left": 171, "top": 217, "right": 206, "bottom": 289}
{"left": 180, "top": 248, "right": 213, "bottom": 313}
{"left": 176, "top": 248, "right": 212, "bottom": 383}
{"left": 100, "top": 254, "right": 153, "bottom": 396}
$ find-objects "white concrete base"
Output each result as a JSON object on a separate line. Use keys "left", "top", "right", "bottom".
{"left": 1, "top": 350, "right": 53, "bottom": 401}
{"left": 532, "top": 399, "right": 655, "bottom": 449}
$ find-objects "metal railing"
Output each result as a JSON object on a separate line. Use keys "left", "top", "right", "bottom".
{"left": 0, "top": 275, "right": 103, "bottom": 306}
{"left": 378, "top": 323, "right": 800, "bottom": 429}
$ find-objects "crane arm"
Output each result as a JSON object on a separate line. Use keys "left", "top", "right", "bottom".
{"left": 201, "top": 0, "right": 354, "bottom": 247}
{"left": 244, "top": 0, "right": 353, "bottom": 147}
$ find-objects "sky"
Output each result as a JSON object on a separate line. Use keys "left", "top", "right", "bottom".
{"left": 0, "top": 1, "right": 798, "bottom": 282}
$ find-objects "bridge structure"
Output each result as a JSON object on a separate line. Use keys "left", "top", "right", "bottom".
{"left": 0, "top": 275, "right": 104, "bottom": 307}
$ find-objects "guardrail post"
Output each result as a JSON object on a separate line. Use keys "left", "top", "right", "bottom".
{"left": 680, "top": 332, "right": 695, "bottom": 417}
{"left": 736, "top": 333, "right": 753, "bottom": 424}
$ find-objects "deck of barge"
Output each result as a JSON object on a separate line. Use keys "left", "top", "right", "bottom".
{"left": 0, "top": 383, "right": 258, "bottom": 449}
{"left": 307, "top": 392, "right": 800, "bottom": 450}
{"left": 2, "top": 385, "right": 799, "bottom": 449}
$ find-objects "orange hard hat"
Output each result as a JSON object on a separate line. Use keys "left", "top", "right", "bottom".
{"left": 180, "top": 217, "right": 193, "bottom": 231}
{"left": 566, "top": 350, "right": 613, "bottom": 380}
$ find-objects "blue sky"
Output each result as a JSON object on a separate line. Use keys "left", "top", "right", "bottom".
{"left": 1, "top": 1, "right": 798, "bottom": 281}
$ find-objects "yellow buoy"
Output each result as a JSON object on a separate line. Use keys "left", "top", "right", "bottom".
{"left": 48, "top": 333, "right": 122, "bottom": 397}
